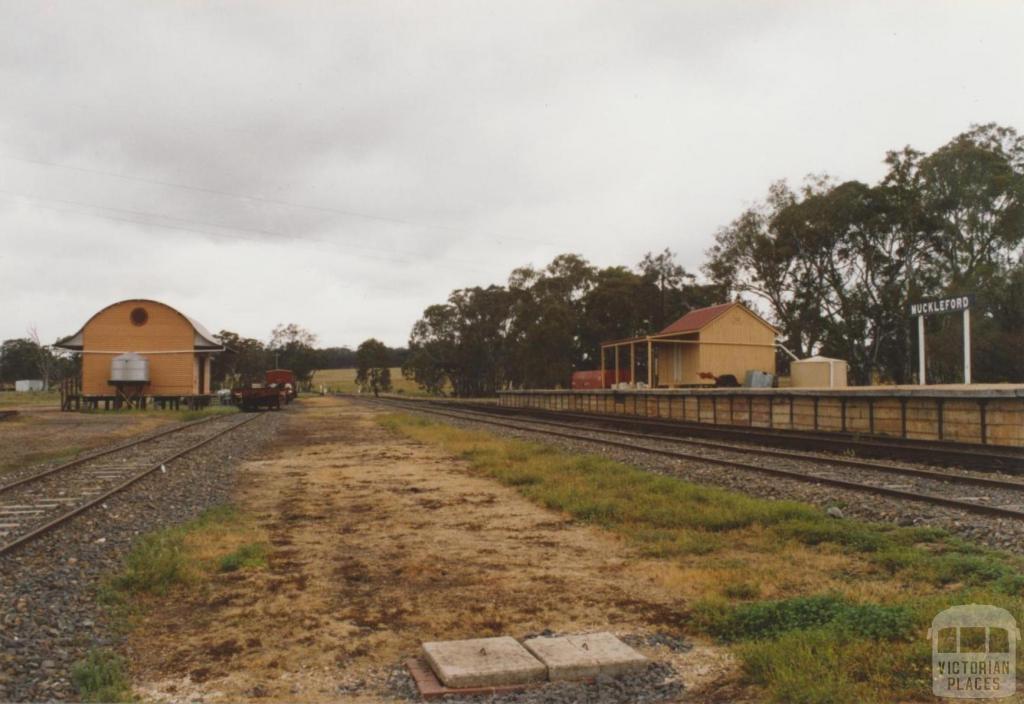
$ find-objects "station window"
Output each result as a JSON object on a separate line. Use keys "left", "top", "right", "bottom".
{"left": 130, "top": 307, "right": 149, "bottom": 327}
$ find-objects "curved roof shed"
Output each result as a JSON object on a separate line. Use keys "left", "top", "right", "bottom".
{"left": 55, "top": 299, "right": 223, "bottom": 397}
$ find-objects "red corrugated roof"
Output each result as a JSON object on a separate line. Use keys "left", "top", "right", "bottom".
{"left": 658, "top": 302, "right": 740, "bottom": 335}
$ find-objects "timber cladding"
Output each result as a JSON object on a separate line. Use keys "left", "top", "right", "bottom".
{"left": 655, "top": 304, "right": 777, "bottom": 387}
{"left": 80, "top": 300, "right": 198, "bottom": 396}
{"left": 499, "top": 389, "right": 1024, "bottom": 448}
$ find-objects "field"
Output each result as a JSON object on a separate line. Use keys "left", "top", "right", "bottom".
{"left": 310, "top": 367, "right": 430, "bottom": 395}
{"left": 0, "top": 390, "right": 61, "bottom": 408}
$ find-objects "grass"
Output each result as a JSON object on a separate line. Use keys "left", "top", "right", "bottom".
{"left": 174, "top": 405, "right": 238, "bottom": 423}
{"left": 381, "top": 413, "right": 1024, "bottom": 703}
{"left": 0, "top": 388, "right": 239, "bottom": 418}
{"left": 218, "top": 542, "right": 267, "bottom": 572}
{"left": 0, "top": 390, "right": 61, "bottom": 407}
{"left": 71, "top": 649, "right": 132, "bottom": 703}
{"left": 91, "top": 505, "right": 268, "bottom": 698}
{"left": 311, "top": 367, "right": 442, "bottom": 395}
{"left": 104, "top": 505, "right": 267, "bottom": 598}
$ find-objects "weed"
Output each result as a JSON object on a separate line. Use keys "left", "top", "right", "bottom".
{"left": 929, "top": 551, "right": 1012, "bottom": 586}
{"left": 722, "top": 582, "right": 761, "bottom": 600}
{"left": 176, "top": 406, "right": 238, "bottom": 422}
{"left": 775, "top": 518, "right": 890, "bottom": 553}
{"left": 695, "top": 594, "right": 915, "bottom": 643}
{"left": 105, "top": 504, "right": 264, "bottom": 596}
{"left": 108, "top": 531, "right": 189, "bottom": 595}
{"left": 219, "top": 542, "right": 268, "bottom": 572}
{"left": 737, "top": 627, "right": 931, "bottom": 704}
{"left": 71, "top": 649, "right": 132, "bottom": 703}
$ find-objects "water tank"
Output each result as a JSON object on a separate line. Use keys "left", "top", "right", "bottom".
{"left": 110, "top": 353, "right": 150, "bottom": 382}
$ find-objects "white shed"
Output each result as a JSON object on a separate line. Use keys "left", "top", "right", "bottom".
{"left": 790, "top": 357, "right": 848, "bottom": 388}
{"left": 15, "top": 379, "right": 45, "bottom": 392}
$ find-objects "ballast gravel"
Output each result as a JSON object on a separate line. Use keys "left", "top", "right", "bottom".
{"left": 0, "top": 411, "right": 284, "bottom": 703}
{"left": 384, "top": 658, "right": 684, "bottom": 704}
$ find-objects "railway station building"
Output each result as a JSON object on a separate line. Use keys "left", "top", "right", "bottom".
{"left": 55, "top": 299, "right": 224, "bottom": 407}
{"left": 600, "top": 302, "right": 778, "bottom": 387}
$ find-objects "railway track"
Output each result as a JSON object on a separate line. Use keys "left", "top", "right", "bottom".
{"left": 369, "top": 397, "right": 1024, "bottom": 522}
{"left": 465, "top": 401, "right": 1024, "bottom": 473}
{"left": 0, "top": 412, "right": 262, "bottom": 556}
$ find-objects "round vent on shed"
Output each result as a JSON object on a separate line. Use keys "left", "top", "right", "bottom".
{"left": 130, "top": 307, "right": 149, "bottom": 326}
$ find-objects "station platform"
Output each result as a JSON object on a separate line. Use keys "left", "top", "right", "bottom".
{"left": 497, "top": 384, "right": 1024, "bottom": 448}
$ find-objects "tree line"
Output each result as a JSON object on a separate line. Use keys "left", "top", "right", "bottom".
{"left": 705, "top": 123, "right": 1023, "bottom": 384}
{"left": 405, "top": 123, "right": 1024, "bottom": 393}
{"left": 402, "top": 250, "right": 725, "bottom": 395}
{"left": 211, "top": 325, "right": 407, "bottom": 389}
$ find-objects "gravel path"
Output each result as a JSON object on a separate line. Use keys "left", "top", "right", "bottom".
{"left": 378, "top": 402, "right": 1024, "bottom": 554}
{"left": 385, "top": 659, "right": 684, "bottom": 704}
{"left": 0, "top": 411, "right": 285, "bottom": 702}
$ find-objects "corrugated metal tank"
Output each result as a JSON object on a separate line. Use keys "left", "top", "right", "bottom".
{"left": 110, "top": 352, "right": 150, "bottom": 382}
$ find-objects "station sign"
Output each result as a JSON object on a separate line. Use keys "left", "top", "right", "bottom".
{"left": 909, "top": 294, "right": 974, "bottom": 317}
{"left": 909, "top": 294, "right": 975, "bottom": 385}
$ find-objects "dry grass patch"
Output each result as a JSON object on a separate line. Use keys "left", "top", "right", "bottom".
{"left": 104, "top": 505, "right": 268, "bottom": 598}
{"left": 382, "top": 412, "right": 1024, "bottom": 703}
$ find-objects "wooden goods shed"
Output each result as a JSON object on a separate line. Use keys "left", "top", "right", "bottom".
{"left": 55, "top": 299, "right": 223, "bottom": 400}
{"left": 600, "top": 302, "right": 778, "bottom": 387}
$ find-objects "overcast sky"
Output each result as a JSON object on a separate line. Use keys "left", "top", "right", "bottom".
{"left": 2, "top": 1, "right": 1022, "bottom": 349}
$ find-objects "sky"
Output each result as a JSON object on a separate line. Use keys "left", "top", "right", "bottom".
{"left": 1, "top": 1, "right": 1022, "bottom": 349}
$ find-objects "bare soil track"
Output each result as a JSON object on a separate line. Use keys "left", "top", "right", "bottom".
{"left": 129, "top": 396, "right": 734, "bottom": 703}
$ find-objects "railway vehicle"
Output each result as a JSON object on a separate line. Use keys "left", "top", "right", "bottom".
{"left": 231, "top": 384, "right": 285, "bottom": 411}
{"left": 231, "top": 369, "right": 297, "bottom": 411}
{"left": 265, "top": 369, "right": 298, "bottom": 402}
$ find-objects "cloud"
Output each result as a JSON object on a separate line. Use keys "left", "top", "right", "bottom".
{"left": 1, "top": 0, "right": 1022, "bottom": 347}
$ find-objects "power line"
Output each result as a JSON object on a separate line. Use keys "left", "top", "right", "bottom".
{"left": 0, "top": 153, "right": 455, "bottom": 231}
{"left": 0, "top": 152, "right": 551, "bottom": 246}
{"left": 0, "top": 188, "right": 490, "bottom": 271}
{"left": 0, "top": 190, "right": 492, "bottom": 273}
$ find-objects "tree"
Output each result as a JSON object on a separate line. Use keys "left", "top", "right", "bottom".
{"left": 355, "top": 338, "right": 392, "bottom": 396}
{"left": 0, "top": 338, "right": 40, "bottom": 384}
{"left": 27, "top": 326, "right": 57, "bottom": 389}
{"left": 212, "top": 331, "right": 271, "bottom": 388}
{"left": 404, "top": 249, "right": 734, "bottom": 396}
{"left": 268, "top": 323, "right": 319, "bottom": 386}
{"left": 704, "top": 123, "right": 1024, "bottom": 384}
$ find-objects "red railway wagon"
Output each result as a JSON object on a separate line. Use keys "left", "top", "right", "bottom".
{"left": 571, "top": 369, "right": 633, "bottom": 389}
{"left": 265, "top": 369, "right": 297, "bottom": 401}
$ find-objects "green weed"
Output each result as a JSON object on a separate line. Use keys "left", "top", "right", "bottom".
{"left": 722, "top": 582, "right": 761, "bottom": 600}
{"left": 218, "top": 542, "right": 267, "bottom": 572}
{"left": 108, "top": 531, "right": 189, "bottom": 595}
{"left": 71, "top": 649, "right": 132, "bottom": 703}
{"left": 737, "top": 627, "right": 931, "bottom": 704}
{"left": 105, "top": 505, "right": 261, "bottom": 596}
{"left": 175, "top": 406, "right": 238, "bottom": 422}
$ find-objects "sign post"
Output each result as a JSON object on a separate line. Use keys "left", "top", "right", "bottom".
{"left": 908, "top": 295, "right": 974, "bottom": 385}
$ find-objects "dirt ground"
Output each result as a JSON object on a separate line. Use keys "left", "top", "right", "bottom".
{"left": 128, "top": 396, "right": 738, "bottom": 703}
{"left": 0, "top": 410, "right": 176, "bottom": 476}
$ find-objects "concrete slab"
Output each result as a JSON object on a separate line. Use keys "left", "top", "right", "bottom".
{"left": 522, "top": 636, "right": 600, "bottom": 681}
{"left": 422, "top": 636, "right": 547, "bottom": 688}
{"left": 406, "top": 658, "right": 537, "bottom": 699}
{"left": 524, "top": 632, "right": 648, "bottom": 681}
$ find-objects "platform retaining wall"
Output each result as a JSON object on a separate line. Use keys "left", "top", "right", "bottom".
{"left": 497, "top": 387, "right": 1024, "bottom": 448}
